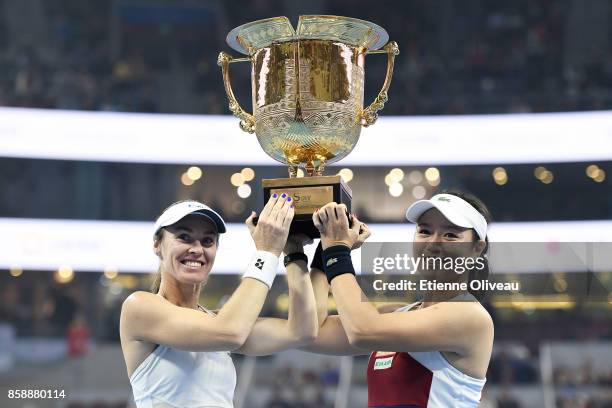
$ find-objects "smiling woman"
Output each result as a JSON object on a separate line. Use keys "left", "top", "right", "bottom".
{"left": 301, "top": 190, "right": 494, "bottom": 408}
{"left": 150, "top": 200, "right": 223, "bottom": 294}
{"left": 119, "top": 197, "right": 319, "bottom": 408}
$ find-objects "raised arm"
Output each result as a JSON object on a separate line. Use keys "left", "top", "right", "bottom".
{"left": 235, "top": 234, "right": 319, "bottom": 356}
{"left": 301, "top": 267, "right": 365, "bottom": 356}
{"left": 301, "top": 230, "right": 372, "bottom": 356}
{"left": 311, "top": 257, "right": 330, "bottom": 327}
{"left": 301, "top": 272, "right": 408, "bottom": 356}
{"left": 329, "top": 274, "right": 493, "bottom": 353}
{"left": 312, "top": 202, "right": 493, "bottom": 355}
{"left": 120, "top": 194, "right": 294, "bottom": 352}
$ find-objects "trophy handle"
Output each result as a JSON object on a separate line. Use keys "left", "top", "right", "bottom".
{"left": 217, "top": 52, "right": 256, "bottom": 133}
{"left": 360, "top": 41, "right": 400, "bottom": 127}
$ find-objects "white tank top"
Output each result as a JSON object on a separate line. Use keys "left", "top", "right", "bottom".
{"left": 407, "top": 348, "right": 485, "bottom": 407}
{"left": 129, "top": 307, "right": 236, "bottom": 408}
{"left": 381, "top": 294, "right": 486, "bottom": 407}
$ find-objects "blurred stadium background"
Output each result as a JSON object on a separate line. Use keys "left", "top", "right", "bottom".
{"left": 0, "top": 0, "right": 611, "bottom": 407}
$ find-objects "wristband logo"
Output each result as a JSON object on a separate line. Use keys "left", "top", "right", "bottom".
{"left": 255, "top": 259, "right": 264, "bottom": 270}
{"left": 326, "top": 258, "right": 338, "bottom": 267}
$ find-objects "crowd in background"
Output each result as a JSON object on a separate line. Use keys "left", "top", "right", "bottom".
{"left": 1, "top": 0, "right": 611, "bottom": 115}
{"left": 0, "top": 279, "right": 93, "bottom": 339}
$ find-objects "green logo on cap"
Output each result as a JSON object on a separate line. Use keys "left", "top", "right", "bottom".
{"left": 437, "top": 197, "right": 451, "bottom": 202}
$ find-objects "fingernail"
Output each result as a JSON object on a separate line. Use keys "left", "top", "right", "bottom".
{"left": 281, "top": 193, "right": 286, "bottom": 198}
{"left": 272, "top": 193, "right": 277, "bottom": 198}
{"left": 287, "top": 197, "right": 292, "bottom": 202}
{"left": 290, "top": 205, "right": 294, "bottom": 208}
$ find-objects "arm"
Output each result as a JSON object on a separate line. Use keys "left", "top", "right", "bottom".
{"left": 235, "top": 237, "right": 318, "bottom": 356}
{"left": 311, "top": 266, "right": 330, "bottom": 327}
{"left": 300, "top": 268, "right": 401, "bottom": 356}
{"left": 299, "top": 243, "right": 367, "bottom": 356}
{"left": 313, "top": 202, "right": 493, "bottom": 354}
{"left": 301, "top": 224, "right": 374, "bottom": 356}
{"left": 330, "top": 273, "right": 492, "bottom": 354}
{"left": 375, "top": 302, "right": 410, "bottom": 313}
{"left": 121, "top": 280, "right": 269, "bottom": 352}
{"left": 120, "top": 194, "right": 294, "bottom": 352}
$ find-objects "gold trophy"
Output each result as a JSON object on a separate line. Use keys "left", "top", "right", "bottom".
{"left": 218, "top": 15, "right": 398, "bottom": 237}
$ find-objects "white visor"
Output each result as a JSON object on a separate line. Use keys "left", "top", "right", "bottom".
{"left": 153, "top": 201, "right": 227, "bottom": 237}
{"left": 405, "top": 193, "right": 488, "bottom": 240}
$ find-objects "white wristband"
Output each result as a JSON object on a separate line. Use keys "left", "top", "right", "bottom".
{"left": 242, "top": 250, "right": 279, "bottom": 289}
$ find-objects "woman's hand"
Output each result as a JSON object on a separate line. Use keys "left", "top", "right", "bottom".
{"left": 246, "top": 193, "right": 294, "bottom": 257}
{"left": 312, "top": 203, "right": 370, "bottom": 250}
{"left": 351, "top": 216, "right": 371, "bottom": 250}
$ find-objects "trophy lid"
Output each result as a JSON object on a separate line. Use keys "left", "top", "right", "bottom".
{"left": 226, "top": 15, "right": 389, "bottom": 55}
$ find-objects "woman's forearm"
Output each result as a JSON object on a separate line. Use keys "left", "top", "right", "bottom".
{"left": 310, "top": 268, "right": 330, "bottom": 326}
{"left": 214, "top": 278, "right": 271, "bottom": 346}
{"left": 330, "top": 274, "right": 380, "bottom": 345}
{"left": 286, "top": 260, "right": 318, "bottom": 341}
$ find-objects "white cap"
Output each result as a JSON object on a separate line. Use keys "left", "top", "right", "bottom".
{"left": 153, "top": 200, "right": 227, "bottom": 237}
{"left": 405, "top": 193, "right": 488, "bottom": 240}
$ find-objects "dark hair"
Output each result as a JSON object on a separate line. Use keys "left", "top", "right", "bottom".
{"left": 150, "top": 200, "right": 220, "bottom": 294}
{"left": 441, "top": 189, "right": 492, "bottom": 302}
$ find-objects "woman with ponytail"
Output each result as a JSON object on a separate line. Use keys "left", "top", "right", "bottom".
{"left": 120, "top": 195, "right": 318, "bottom": 408}
{"left": 304, "top": 190, "right": 494, "bottom": 408}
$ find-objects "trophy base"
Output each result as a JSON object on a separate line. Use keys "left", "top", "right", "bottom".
{"left": 262, "top": 175, "right": 352, "bottom": 239}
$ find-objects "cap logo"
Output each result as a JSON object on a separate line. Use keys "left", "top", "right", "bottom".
{"left": 437, "top": 197, "right": 451, "bottom": 202}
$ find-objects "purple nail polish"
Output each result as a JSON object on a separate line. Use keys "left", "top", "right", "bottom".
{"left": 272, "top": 193, "right": 278, "bottom": 198}
{"left": 287, "top": 197, "right": 292, "bottom": 202}
{"left": 290, "top": 205, "right": 294, "bottom": 208}
{"left": 281, "top": 193, "right": 286, "bottom": 198}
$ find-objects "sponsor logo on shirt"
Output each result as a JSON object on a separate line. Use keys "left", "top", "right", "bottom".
{"left": 373, "top": 351, "right": 397, "bottom": 370}
{"left": 374, "top": 356, "right": 394, "bottom": 370}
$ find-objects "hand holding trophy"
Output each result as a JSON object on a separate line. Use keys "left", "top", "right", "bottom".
{"left": 219, "top": 15, "right": 399, "bottom": 237}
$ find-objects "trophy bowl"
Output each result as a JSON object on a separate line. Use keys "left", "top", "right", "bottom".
{"left": 218, "top": 15, "right": 399, "bottom": 176}
{"left": 218, "top": 15, "right": 398, "bottom": 237}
